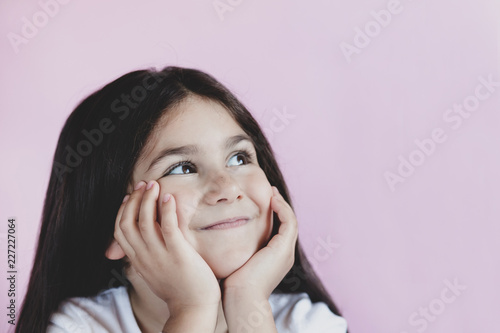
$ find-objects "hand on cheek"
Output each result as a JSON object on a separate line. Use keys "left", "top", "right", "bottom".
{"left": 110, "top": 180, "right": 221, "bottom": 315}
{"left": 221, "top": 186, "right": 298, "bottom": 300}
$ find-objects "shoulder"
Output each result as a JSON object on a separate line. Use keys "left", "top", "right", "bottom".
{"left": 269, "top": 292, "right": 348, "bottom": 333}
{"left": 47, "top": 286, "right": 141, "bottom": 333}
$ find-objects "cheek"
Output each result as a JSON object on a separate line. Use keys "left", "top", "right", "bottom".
{"left": 244, "top": 169, "right": 273, "bottom": 208}
{"left": 242, "top": 169, "right": 274, "bottom": 241}
{"left": 175, "top": 193, "right": 198, "bottom": 225}
{"left": 156, "top": 181, "right": 199, "bottom": 230}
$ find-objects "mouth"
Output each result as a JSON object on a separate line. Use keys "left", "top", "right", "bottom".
{"left": 200, "top": 216, "right": 251, "bottom": 231}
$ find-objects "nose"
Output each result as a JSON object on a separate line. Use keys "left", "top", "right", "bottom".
{"left": 203, "top": 170, "right": 242, "bottom": 205}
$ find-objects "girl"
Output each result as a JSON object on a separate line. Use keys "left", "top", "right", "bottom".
{"left": 16, "top": 67, "right": 347, "bottom": 332}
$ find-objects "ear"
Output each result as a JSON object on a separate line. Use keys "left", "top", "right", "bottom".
{"left": 105, "top": 239, "right": 126, "bottom": 260}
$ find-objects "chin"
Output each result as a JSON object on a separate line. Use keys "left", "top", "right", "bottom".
{"left": 207, "top": 246, "right": 257, "bottom": 280}
{"left": 199, "top": 218, "right": 274, "bottom": 280}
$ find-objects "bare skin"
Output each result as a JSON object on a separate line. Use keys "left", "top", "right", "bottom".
{"left": 106, "top": 96, "right": 298, "bottom": 332}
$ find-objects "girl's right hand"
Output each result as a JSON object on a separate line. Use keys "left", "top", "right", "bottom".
{"left": 113, "top": 180, "right": 221, "bottom": 316}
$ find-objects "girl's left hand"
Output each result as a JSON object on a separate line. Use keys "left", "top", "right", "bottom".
{"left": 221, "top": 186, "right": 298, "bottom": 300}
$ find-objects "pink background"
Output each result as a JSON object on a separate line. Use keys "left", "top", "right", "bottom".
{"left": 1, "top": 1, "right": 499, "bottom": 332}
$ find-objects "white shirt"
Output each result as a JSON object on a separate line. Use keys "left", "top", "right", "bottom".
{"left": 47, "top": 286, "right": 347, "bottom": 332}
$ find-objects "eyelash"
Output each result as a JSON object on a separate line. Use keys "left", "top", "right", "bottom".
{"left": 161, "top": 149, "right": 255, "bottom": 177}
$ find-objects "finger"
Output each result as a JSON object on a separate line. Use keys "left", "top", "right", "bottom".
{"left": 138, "top": 180, "right": 165, "bottom": 250}
{"left": 119, "top": 181, "right": 149, "bottom": 253}
{"left": 116, "top": 193, "right": 130, "bottom": 226}
{"left": 159, "top": 193, "right": 183, "bottom": 250}
{"left": 270, "top": 187, "right": 298, "bottom": 244}
{"left": 271, "top": 187, "right": 296, "bottom": 227}
{"left": 113, "top": 194, "right": 136, "bottom": 259}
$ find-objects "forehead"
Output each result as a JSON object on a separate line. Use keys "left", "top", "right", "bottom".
{"left": 166, "top": 97, "right": 237, "bottom": 135}
{"left": 155, "top": 95, "right": 243, "bottom": 144}
{"left": 134, "top": 95, "right": 246, "bottom": 170}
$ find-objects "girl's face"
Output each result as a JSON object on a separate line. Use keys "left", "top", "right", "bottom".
{"left": 129, "top": 95, "right": 274, "bottom": 279}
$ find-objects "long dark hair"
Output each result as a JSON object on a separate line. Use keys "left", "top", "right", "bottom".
{"left": 16, "top": 66, "right": 343, "bottom": 332}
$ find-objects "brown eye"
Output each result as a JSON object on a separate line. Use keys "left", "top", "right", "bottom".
{"left": 181, "top": 165, "right": 193, "bottom": 173}
{"left": 228, "top": 152, "right": 249, "bottom": 166}
{"left": 166, "top": 162, "right": 196, "bottom": 175}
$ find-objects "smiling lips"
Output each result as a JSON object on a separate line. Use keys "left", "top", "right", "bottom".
{"left": 201, "top": 216, "right": 250, "bottom": 230}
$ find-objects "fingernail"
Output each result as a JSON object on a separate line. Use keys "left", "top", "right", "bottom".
{"left": 134, "top": 181, "right": 146, "bottom": 190}
{"left": 146, "top": 180, "right": 155, "bottom": 190}
{"left": 272, "top": 187, "right": 279, "bottom": 196}
{"left": 162, "top": 193, "right": 171, "bottom": 203}
{"left": 123, "top": 194, "right": 130, "bottom": 203}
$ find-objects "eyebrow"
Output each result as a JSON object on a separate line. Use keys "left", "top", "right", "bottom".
{"left": 146, "top": 134, "right": 253, "bottom": 173}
